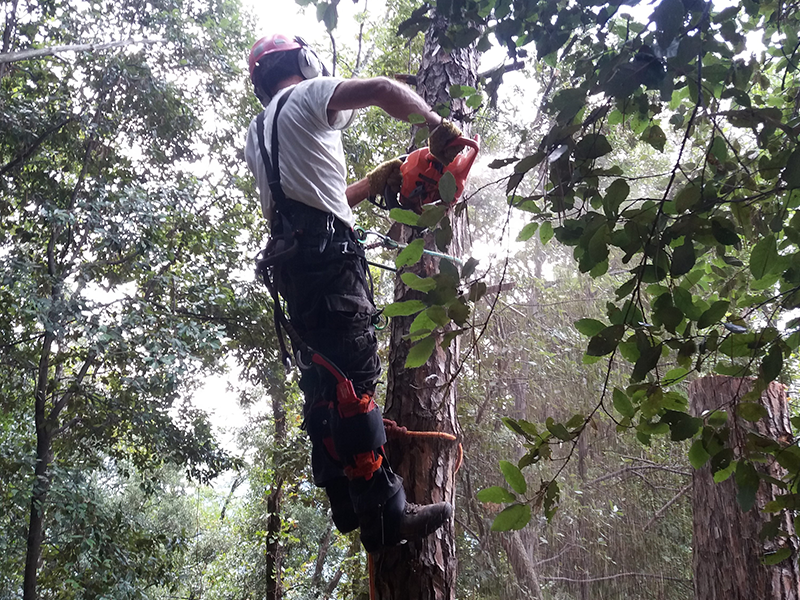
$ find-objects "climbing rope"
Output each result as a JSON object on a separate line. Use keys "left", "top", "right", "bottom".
{"left": 355, "top": 227, "right": 465, "bottom": 267}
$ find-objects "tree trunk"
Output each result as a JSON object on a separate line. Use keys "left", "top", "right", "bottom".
{"left": 23, "top": 331, "right": 55, "bottom": 600}
{"left": 265, "top": 390, "right": 287, "bottom": 600}
{"left": 499, "top": 532, "right": 544, "bottom": 600}
{"left": 374, "top": 11, "right": 478, "bottom": 600}
{"left": 690, "top": 376, "right": 800, "bottom": 600}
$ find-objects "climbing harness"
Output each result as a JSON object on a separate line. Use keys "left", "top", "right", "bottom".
{"left": 253, "top": 86, "right": 389, "bottom": 485}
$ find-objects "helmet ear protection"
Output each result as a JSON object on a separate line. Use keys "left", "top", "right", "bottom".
{"left": 295, "top": 36, "right": 330, "bottom": 79}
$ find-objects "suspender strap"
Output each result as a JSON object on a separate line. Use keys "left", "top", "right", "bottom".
{"left": 255, "top": 88, "right": 295, "bottom": 206}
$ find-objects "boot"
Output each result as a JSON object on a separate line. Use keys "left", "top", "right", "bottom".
{"left": 359, "top": 486, "right": 452, "bottom": 553}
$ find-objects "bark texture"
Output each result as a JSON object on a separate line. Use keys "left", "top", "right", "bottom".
{"left": 374, "top": 12, "right": 478, "bottom": 600}
{"left": 690, "top": 376, "right": 800, "bottom": 600}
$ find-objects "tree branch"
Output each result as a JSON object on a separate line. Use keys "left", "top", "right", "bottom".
{"left": 0, "top": 38, "right": 165, "bottom": 64}
{"left": 586, "top": 464, "right": 691, "bottom": 486}
{"left": 47, "top": 352, "right": 95, "bottom": 425}
{"left": 643, "top": 482, "right": 693, "bottom": 531}
{"left": 541, "top": 572, "right": 691, "bottom": 584}
{"left": 0, "top": 118, "right": 73, "bottom": 178}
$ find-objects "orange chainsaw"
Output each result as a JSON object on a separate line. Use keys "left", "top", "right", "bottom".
{"left": 380, "top": 136, "right": 480, "bottom": 214}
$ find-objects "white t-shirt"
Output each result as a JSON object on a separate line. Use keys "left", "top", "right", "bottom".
{"left": 244, "top": 77, "right": 356, "bottom": 228}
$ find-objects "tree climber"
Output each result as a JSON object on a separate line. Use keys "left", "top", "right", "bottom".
{"left": 244, "top": 33, "right": 462, "bottom": 553}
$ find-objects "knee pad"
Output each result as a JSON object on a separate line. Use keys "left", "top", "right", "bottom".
{"left": 330, "top": 388, "right": 387, "bottom": 481}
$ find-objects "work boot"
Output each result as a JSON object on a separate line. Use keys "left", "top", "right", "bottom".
{"left": 359, "top": 486, "right": 452, "bottom": 553}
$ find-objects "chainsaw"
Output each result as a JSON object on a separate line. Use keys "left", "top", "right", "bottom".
{"left": 379, "top": 135, "right": 480, "bottom": 214}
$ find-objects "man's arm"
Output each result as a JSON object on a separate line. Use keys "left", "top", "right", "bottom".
{"left": 346, "top": 178, "right": 370, "bottom": 208}
{"left": 327, "top": 77, "right": 442, "bottom": 129}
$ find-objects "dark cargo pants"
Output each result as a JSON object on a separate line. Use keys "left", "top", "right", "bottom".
{"left": 273, "top": 205, "right": 401, "bottom": 529}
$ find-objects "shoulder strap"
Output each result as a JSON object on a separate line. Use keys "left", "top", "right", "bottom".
{"left": 255, "top": 88, "right": 296, "bottom": 207}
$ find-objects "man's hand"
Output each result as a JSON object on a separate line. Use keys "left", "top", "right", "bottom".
{"left": 367, "top": 158, "right": 403, "bottom": 198}
{"left": 428, "top": 120, "right": 463, "bottom": 165}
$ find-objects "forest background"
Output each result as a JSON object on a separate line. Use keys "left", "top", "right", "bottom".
{"left": 1, "top": 0, "right": 799, "bottom": 599}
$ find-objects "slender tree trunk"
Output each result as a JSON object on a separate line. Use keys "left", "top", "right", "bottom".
{"left": 23, "top": 331, "right": 55, "bottom": 600}
{"left": 0, "top": 0, "right": 19, "bottom": 79}
{"left": 375, "top": 11, "right": 478, "bottom": 600}
{"left": 690, "top": 376, "right": 800, "bottom": 600}
{"left": 499, "top": 532, "right": 544, "bottom": 600}
{"left": 265, "top": 390, "right": 287, "bottom": 600}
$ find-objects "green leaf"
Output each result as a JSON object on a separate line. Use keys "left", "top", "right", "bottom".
{"left": 604, "top": 179, "right": 630, "bottom": 216}
{"left": 517, "top": 222, "right": 539, "bottom": 242}
{"left": 426, "top": 305, "right": 449, "bottom": 327}
{"left": 390, "top": 208, "right": 420, "bottom": 226}
{"left": 782, "top": 147, "right": 800, "bottom": 189}
{"left": 546, "top": 417, "right": 572, "bottom": 441}
{"left": 500, "top": 460, "right": 527, "bottom": 495}
{"left": 735, "top": 461, "right": 760, "bottom": 512}
{"left": 675, "top": 184, "right": 702, "bottom": 212}
{"left": 689, "top": 440, "right": 711, "bottom": 469}
{"left": 405, "top": 335, "right": 436, "bottom": 368}
{"left": 574, "top": 318, "right": 606, "bottom": 337}
{"left": 670, "top": 239, "right": 696, "bottom": 277}
{"left": 461, "top": 257, "right": 479, "bottom": 279}
{"left": 575, "top": 133, "right": 612, "bottom": 160}
{"left": 662, "top": 410, "right": 702, "bottom": 441}
{"left": 737, "top": 402, "right": 768, "bottom": 422}
{"left": 383, "top": 300, "right": 426, "bottom": 317}
{"left": 762, "top": 344, "right": 783, "bottom": 382}
{"left": 712, "top": 220, "right": 740, "bottom": 246}
{"left": 631, "top": 343, "right": 662, "bottom": 382}
{"left": 417, "top": 205, "right": 448, "bottom": 229}
{"left": 644, "top": 125, "right": 667, "bottom": 152}
{"left": 613, "top": 387, "right": 636, "bottom": 418}
{"left": 477, "top": 486, "right": 516, "bottom": 504}
{"left": 491, "top": 503, "right": 531, "bottom": 531}
{"left": 697, "top": 301, "right": 729, "bottom": 329}
{"left": 750, "top": 234, "right": 778, "bottom": 279}
{"left": 587, "top": 324, "right": 625, "bottom": 356}
{"left": 540, "top": 222, "right": 554, "bottom": 245}
{"left": 439, "top": 171, "right": 457, "bottom": 204}
{"left": 654, "top": 0, "right": 685, "bottom": 47}
{"left": 400, "top": 273, "right": 437, "bottom": 293}
{"left": 514, "top": 152, "right": 545, "bottom": 174}
{"left": 395, "top": 239, "right": 425, "bottom": 268}
{"left": 763, "top": 548, "right": 792, "bottom": 565}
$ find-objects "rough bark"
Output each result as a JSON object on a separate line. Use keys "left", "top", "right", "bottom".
{"left": 690, "top": 376, "right": 800, "bottom": 600}
{"left": 374, "top": 11, "right": 478, "bottom": 600}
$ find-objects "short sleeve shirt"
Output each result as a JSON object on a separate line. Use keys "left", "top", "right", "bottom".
{"left": 244, "top": 77, "right": 356, "bottom": 228}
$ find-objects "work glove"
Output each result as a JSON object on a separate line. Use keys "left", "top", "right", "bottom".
{"left": 367, "top": 158, "right": 403, "bottom": 198}
{"left": 428, "top": 119, "right": 463, "bottom": 165}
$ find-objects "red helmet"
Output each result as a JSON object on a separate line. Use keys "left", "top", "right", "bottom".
{"left": 248, "top": 34, "right": 302, "bottom": 83}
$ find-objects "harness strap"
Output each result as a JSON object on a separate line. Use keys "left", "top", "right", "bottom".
{"left": 255, "top": 88, "right": 295, "bottom": 207}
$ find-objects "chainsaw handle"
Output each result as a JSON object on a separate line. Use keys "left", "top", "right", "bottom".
{"left": 446, "top": 136, "right": 480, "bottom": 152}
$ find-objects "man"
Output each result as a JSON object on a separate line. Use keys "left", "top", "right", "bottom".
{"left": 244, "top": 33, "right": 462, "bottom": 553}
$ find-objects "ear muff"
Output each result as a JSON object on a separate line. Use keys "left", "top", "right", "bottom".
{"left": 295, "top": 36, "right": 329, "bottom": 79}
